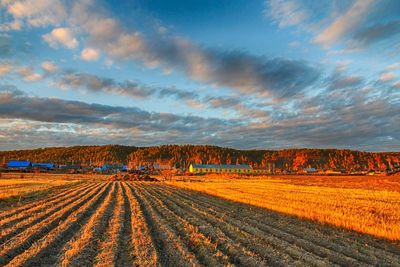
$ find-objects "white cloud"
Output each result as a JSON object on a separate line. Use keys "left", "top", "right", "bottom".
{"left": 80, "top": 48, "right": 100, "bottom": 61}
{"left": 385, "top": 63, "right": 400, "bottom": 72}
{"left": 5, "top": 0, "right": 66, "bottom": 28}
{"left": 314, "top": 0, "right": 376, "bottom": 47}
{"left": 0, "top": 20, "right": 22, "bottom": 31}
{"left": 102, "top": 33, "right": 146, "bottom": 59}
{"left": 69, "top": 1, "right": 121, "bottom": 42}
{"left": 41, "top": 61, "right": 58, "bottom": 73}
{"left": 266, "top": 0, "right": 309, "bottom": 28}
{"left": 17, "top": 66, "right": 42, "bottom": 82}
{"left": 42, "top": 28, "right": 78, "bottom": 49}
{"left": 0, "top": 62, "right": 12, "bottom": 76}
{"left": 380, "top": 72, "right": 396, "bottom": 82}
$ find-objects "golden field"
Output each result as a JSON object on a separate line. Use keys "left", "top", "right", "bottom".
{"left": 170, "top": 175, "right": 400, "bottom": 241}
{"left": 0, "top": 173, "right": 83, "bottom": 206}
{"left": 0, "top": 174, "right": 399, "bottom": 266}
{"left": 0, "top": 173, "right": 109, "bottom": 207}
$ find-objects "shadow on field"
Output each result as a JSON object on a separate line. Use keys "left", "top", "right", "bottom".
{"left": 131, "top": 182, "right": 400, "bottom": 266}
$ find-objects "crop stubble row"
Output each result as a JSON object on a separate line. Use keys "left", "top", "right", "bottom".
{"left": 0, "top": 181, "right": 399, "bottom": 266}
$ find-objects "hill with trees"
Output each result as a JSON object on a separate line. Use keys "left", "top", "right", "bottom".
{"left": 1, "top": 144, "right": 399, "bottom": 171}
{"left": 0, "top": 145, "right": 137, "bottom": 166}
{"left": 127, "top": 145, "right": 400, "bottom": 171}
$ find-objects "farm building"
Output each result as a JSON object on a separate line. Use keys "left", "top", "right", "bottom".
{"left": 32, "top": 163, "right": 56, "bottom": 170}
{"left": 189, "top": 164, "right": 252, "bottom": 174}
{"left": 101, "top": 163, "right": 124, "bottom": 173}
{"left": 188, "top": 164, "right": 274, "bottom": 174}
{"left": 7, "top": 160, "right": 32, "bottom": 170}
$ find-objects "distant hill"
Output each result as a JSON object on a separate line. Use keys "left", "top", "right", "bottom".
{"left": 1, "top": 145, "right": 399, "bottom": 171}
{"left": 0, "top": 145, "right": 137, "bottom": 166}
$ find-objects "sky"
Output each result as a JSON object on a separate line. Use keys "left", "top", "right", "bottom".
{"left": 0, "top": 0, "right": 399, "bottom": 151}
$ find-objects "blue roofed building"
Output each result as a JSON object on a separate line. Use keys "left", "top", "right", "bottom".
{"left": 32, "top": 163, "right": 56, "bottom": 170}
{"left": 101, "top": 163, "right": 124, "bottom": 173}
{"left": 7, "top": 160, "right": 32, "bottom": 170}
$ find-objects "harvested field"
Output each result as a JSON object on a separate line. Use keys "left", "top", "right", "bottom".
{"left": 0, "top": 178, "right": 399, "bottom": 266}
{"left": 171, "top": 175, "right": 400, "bottom": 241}
{"left": 0, "top": 173, "right": 85, "bottom": 208}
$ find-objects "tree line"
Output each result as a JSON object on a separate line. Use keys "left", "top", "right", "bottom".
{"left": 1, "top": 144, "right": 399, "bottom": 171}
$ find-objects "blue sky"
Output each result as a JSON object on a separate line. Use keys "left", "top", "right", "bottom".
{"left": 0, "top": 0, "right": 399, "bottom": 151}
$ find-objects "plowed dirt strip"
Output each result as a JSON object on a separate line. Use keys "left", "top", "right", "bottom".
{"left": 0, "top": 183, "right": 110, "bottom": 267}
{"left": 145, "top": 183, "right": 337, "bottom": 267}
{"left": 137, "top": 183, "right": 272, "bottom": 267}
{"left": 153, "top": 184, "right": 348, "bottom": 266}
{"left": 162, "top": 184, "right": 400, "bottom": 266}
{"left": 94, "top": 182, "right": 125, "bottom": 267}
{"left": 141, "top": 184, "right": 300, "bottom": 267}
{"left": 0, "top": 183, "right": 98, "bottom": 243}
{"left": 133, "top": 183, "right": 235, "bottom": 267}
{"left": 127, "top": 183, "right": 200, "bottom": 267}
{"left": 0, "top": 182, "right": 88, "bottom": 220}
{"left": 59, "top": 183, "right": 117, "bottom": 267}
{"left": 0, "top": 183, "right": 105, "bottom": 252}
{"left": 122, "top": 183, "right": 158, "bottom": 266}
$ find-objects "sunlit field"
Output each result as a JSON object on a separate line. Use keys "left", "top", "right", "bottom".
{"left": 170, "top": 175, "right": 400, "bottom": 241}
{"left": 0, "top": 173, "right": 85, "bottom": 206}
{"left": 0, "top": 174, "right": 399, "bottom": 266}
